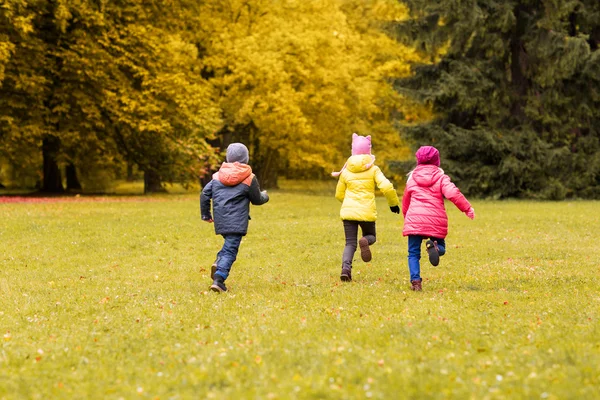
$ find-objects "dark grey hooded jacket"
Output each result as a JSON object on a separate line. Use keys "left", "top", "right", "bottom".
{"left": 200, "top": 162, "right": 269, "bottom": 235}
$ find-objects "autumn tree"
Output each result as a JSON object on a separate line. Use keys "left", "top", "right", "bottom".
{"left": 0, "top": 0, "right": 221, "bottom": 193}
{"left": 97, "top": 2, "right": 222, "bottom": 193}
{"left": 0, "top": 0, "right": 48, "bottom": 190}
{"left": 195, "top": 0, "right": 423, "bottom": 188}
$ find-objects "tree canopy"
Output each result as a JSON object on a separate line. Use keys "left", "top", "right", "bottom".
{"left": 1, "top": 0, "right": 420, "bottom": 192}
{"left": 195, "top": 0, "right": 424, "bottom": 187}
{"left": 3, "top": 0, "right": 599, "bottom": 197}
{"left": 1, "top": 0, "right": 222, "bottom": 193}
{"left": 394, "top": 0, "right": 600, "bottom": 199}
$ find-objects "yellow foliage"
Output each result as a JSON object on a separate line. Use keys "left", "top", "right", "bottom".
{"left": 194, "top": 0, "right": 433, "bottom": 177}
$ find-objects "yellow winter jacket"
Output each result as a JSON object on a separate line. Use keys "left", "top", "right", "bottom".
{"left": 335, "top": 155, "right": 399, "bottom": 221}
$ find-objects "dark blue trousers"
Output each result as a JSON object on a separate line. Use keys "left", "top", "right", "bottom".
{"left": 214, "top": 234, "right": 243, "bottom": 280}
{"left": 407, "top": 235, "right": 446, "bottom": 281}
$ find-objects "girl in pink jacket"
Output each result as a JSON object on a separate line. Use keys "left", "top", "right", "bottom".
{"left": 402, "top": 146, "right": 475, "bottom": 291}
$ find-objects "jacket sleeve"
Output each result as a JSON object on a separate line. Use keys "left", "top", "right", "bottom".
{"left": 401, "top": 185, "right": 411, "bottom": 217}
{"left": 334, "top": 175, "right": 346, "bottom": 202}
{"left": 374, "top": 167, "right": 399, "bottom": 207}
{"left": 248, "top": 176, "right": 269, "bottom": 205}
{"left": 200, "top": 180, "right": 213, "bottom": 220}
{"left": 441, "top": 175, "right": 471, "bottom": 212}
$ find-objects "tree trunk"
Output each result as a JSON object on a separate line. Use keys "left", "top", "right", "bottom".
{"left": 126, "top": 162, "right": 135, "bottom": 181}
{"left": 255, "top": 164, "right": 279, "bottom": 189}
{"left": 199, "top": 125, "right": 236, "bottom": 187}
{"left": 590, "top": 27, "right": 599, "bottom": 51}
{"left": 42, "top": 136, "right": 64, "bottom": 193}
{"left": 144, "top": 170, "right": 166, "bottom": 194}
{"left": 66, "top": 163, "right": 82, "bottom": 191}
{"left": 200, "top": 172, "right": 212, "bottom": 187}
{"left": 254, "top": 146, "right": 279, "bottom": 189}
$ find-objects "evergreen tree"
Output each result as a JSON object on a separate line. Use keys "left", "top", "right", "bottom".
{"left": 394, "top": 0, "right": 600, "bottom": 199}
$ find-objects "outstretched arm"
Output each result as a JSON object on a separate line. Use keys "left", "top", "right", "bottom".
{"left": 373, "top": 167, "right": 399, "bottom": 207}
{"left": 249, "top": 176, "right": 269, "bottom": 205}
{"left": 441, "top": 175, "right": 471, "bottom": 214}
{"left": 200, "top": 181, "right": 214, "bottom": 222}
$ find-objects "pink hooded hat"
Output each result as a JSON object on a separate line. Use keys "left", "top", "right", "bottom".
{"left": 352, "top": 133, "right": 371, "bottom": 155}
{"left": 415, "top": 146, "right": 440, "bottom": 166}
{"left": 332, "top": 133, "right": 376, "bottom": 177}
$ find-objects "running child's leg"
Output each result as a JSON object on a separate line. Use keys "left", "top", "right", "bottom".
{"left": 359, "top": 221, "right": 376, "bottom": 245}
{"left": 214, "top": 234, "right": 243, "bottom": 281}
{"left": 408, "top": 235, "right": 423, "bottom": 290}
{"left": 341, "top": 220, "right": 359, "bottom": 281}
{"left": 358, "top": 221, "right": 376, "bottom": 262}
{"left": 434, "top": 238, "right": 446, "bottom": 256}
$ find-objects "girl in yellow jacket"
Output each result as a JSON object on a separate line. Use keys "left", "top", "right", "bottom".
{"left": 332, "top": 133, "right": 400, "bottom": 281}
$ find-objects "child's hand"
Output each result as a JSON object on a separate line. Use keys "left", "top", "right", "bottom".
{"left": 390, "top": 206, "right": 400, "bottom": 214}
{"left": 202, "top": 215, "right": 214, "bottom": 223}
{"left": 466, "top": 207, "right": 475, "bottom": 220}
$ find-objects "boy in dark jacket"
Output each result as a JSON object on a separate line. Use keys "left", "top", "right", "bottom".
{"left": 200, "top": 143, "right": 269, "bottom": 292}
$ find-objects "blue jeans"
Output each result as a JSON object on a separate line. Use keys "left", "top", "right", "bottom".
{"left": 214, "top": 234, "right": 243, "bottom": 281}
{"left": 407, "top": 235, "right": 446, "bottom": 281}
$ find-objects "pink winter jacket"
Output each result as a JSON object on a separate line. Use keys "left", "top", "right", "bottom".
{"left": 402, "top": 165, "right": 471, "bottom": 239}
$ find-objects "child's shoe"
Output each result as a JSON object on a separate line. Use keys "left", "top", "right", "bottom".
{"left": 426, "top": 240, "right": 440, "bottom": 266}
{"left": 340, "top": 267, "right": 352, "bottom": 282}
{"left": 358, "top": 237, "right": 372, "bottom": 262}
{"left": 410, "top": 279, "right": 422, "bottom": 291}
{"left": 210, "top": 277, "right": 227, "bottom": 293}
{"left": 210, "top": 263, "right": 217, "bottom": 280}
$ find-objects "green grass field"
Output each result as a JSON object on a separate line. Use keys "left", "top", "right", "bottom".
{"left": 1, "top": 181, "right": 599, "bottom": 399}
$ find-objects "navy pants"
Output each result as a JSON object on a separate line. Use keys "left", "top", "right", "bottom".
{"left": 407, "top": 235, "right": 446, "bottom": 281}
{"left": 214, "top": 234, "right": 243, "bottom": 281}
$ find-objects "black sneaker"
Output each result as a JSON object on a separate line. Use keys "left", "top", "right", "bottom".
{"left": 210, "top": 263, "right": 217, "bottom": 280}
{"left": 358, "top": 237, "right": 372, "bottom": 262}
{"left": 340, "top": 267, "right": 352, "bottom": 282}
{"left": 426, "top": 240, "right": 440, "bottom": 266}
{"left": 210, "top": 277, "right": 227, "bottom": 293}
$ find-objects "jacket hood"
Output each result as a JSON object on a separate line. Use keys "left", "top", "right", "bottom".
{"left": 411, "top": 164, "right": 443, "bottom": 187}
{"left": 346, "top": 155, "right": 375, "bottom": 173}
{"left": 215, "top": 162, "right": 252, "bottom": 186}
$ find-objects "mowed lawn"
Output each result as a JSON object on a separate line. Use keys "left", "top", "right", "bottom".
{"left": 1, "top": 182, "right": 599, "bottom": 399}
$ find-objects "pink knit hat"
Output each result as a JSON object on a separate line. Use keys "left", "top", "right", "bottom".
{"left": 332, "top": 133, "right": 376, "bottom": 177}
{"left": 415, "top": 146, "right": 440, "bottom": 166}
{"left": 352, "top": 133, "right": 371, "bottom": 155}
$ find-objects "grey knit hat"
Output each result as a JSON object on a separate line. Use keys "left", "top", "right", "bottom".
{"left": 226, "top": 143, "right": 249, "bottom": 164}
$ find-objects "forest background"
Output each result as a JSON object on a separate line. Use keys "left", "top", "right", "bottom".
{"left": 1, "top": 0, "right": 599, "bottom": 200}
